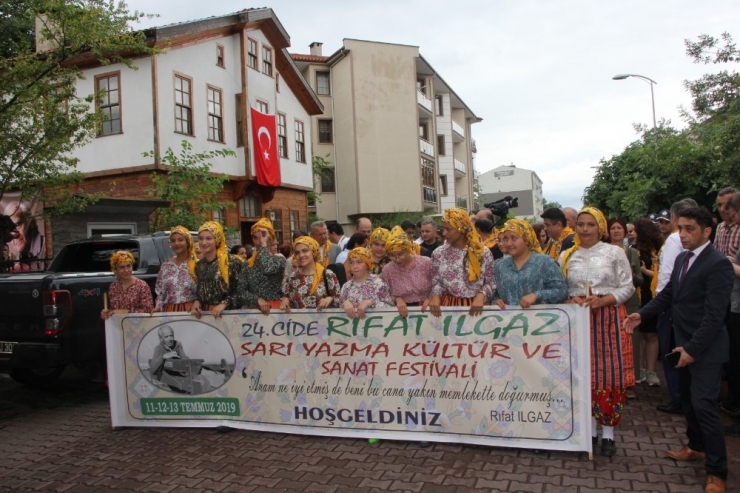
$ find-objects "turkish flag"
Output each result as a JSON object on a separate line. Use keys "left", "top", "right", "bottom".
{"left": 250, "top": 107, "right": 281, "bottom": 187}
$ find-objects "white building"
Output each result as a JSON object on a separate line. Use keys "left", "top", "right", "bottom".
{"left": 478, "top": 165, "right": 543, "bottom": 220}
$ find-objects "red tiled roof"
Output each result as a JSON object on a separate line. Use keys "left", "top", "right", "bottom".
{"left": 291, "top": 54, "right": 329, "bottom": 62}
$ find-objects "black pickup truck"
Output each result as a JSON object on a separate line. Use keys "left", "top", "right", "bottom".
{"left": 0, "top": 234, "right": 174, "bottom": 385}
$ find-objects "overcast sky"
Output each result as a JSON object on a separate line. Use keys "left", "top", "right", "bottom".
{"left": 125, "top": 0, "right": 737, "bottom": 208}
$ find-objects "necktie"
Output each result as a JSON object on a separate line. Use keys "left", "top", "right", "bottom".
{"left": 679, "top": 252, "right": 694, "bottom": 284}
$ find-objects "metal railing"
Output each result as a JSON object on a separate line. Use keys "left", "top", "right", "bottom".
{"left": 417, "top": 90, "right": 432, "bottom": 112}
{"left": 419, "top": 138, "right": 435, "bottom": 157}
{"left": 454, "top": 158, "right": 466, "bottom": 175}
{"left": 452, "top": 120, "right": 465, "bottom": 138}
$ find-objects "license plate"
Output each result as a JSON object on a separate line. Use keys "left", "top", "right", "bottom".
{"left": 0, "top": 341, "right": 16, "bottom": 354}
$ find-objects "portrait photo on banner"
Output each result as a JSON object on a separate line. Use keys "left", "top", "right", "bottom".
{"left": 0, "top": 192, "right": 46, "bottom": 271}
{"left": 137, "top": 319, "right": 236, "bottom": 396}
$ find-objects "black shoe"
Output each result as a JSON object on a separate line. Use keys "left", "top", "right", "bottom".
{"left": 601, "top": 438, "right": 616, "bottom": 457}
{"left": 719, "top": 402, "right": 740, "bottom": 419}
{"left": 657, "top": 402, "right": 683, "bottom": 414}
{"left": 724, "top": 422, "right": 740, "bottom": 437}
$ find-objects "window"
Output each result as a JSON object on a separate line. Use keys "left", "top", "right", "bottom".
{"left": 316, "top": 71, "right": 330, "bottom": 95}
{"left": 213, "top": 207, "right": 224, "bottom": 223}
{"left": 435, "top": 95, "right": 443, "bottom": 116}
{"left": 257, "top": 100, "right": 269, "bottom": 114}
{"left": 419, "top": 123, "right": 429, "bottom": 141}
{"left": 235, "top": 94, "right": 243, "bottom": 147}
{"left": 318, "top": 119, "right": 332, "bottom": 144}
{"left": 239, "top": 195, "right": 260, "bottom": 218}
{"left": 207, "top": 86, "right": 223, "bottom": 142}
{"left": 277, "top": 113, "right": 288, "bottom": 158}
{"left": 416, "top": 78, "right": 427, "bottom": 96}
{"left": 276, "top": 73, "right": 280, "bottom": 92}
{"left": 174, "top": 74, "right": 193, "bottom": 135}
{"left": 295, "top": 120, "right": 305, "bottom": 163}
{"left": 96, "top": 72, "right": 121, "bottom": 136}
{"left": 247, "top": 38, "right": 258, "bottom": 69}
{"left": 271, "top": 209, "right": 283, "bottom": 245}
{"left": 290, "top": 210, "right": 300, "bottom": 237}
{"left": 439, "top": 175, "right": 448, "bottom": 196}
{"left": 437, "top": 135, "right": 445, "bottom": 155}
{"left": 216, "top": 44, "right": 225, "bottom": 68}
{"left": 321, "top": 167, "right": 336, "bottom": 193}
{"left": 262, "top": 46, "right": 273, "bottom": 76}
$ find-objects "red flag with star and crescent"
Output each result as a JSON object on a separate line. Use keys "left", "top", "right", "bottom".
{"left": 250, "top": 107, "right": 281, "bottom": 187}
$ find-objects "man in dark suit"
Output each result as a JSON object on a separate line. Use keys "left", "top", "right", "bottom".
{"left": 625, "top": 207, "right": 733, "bottom": 493}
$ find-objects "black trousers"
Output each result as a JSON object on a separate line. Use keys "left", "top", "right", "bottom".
{"left": 679, "top": 360, "right": 727, "bottom": 480}
{"left": 726, "top": 311, "right": 740, "bottom": 406}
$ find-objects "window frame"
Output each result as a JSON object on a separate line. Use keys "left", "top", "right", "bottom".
{"left": 216, "top": 44, "right": 225, "bottom": 68}
{"left": 247, "top": 38, "right": 258, "bottom": 70}
{"left": 173, "top": 73, "right": 193, "bottom": 136}
{"left": 239, "top": 195, "right": 260, "bottom": 218}
{"left": 294, "top": 119, "right": 306, "bottom": 163}
{"left": 271, "top": 209, "right": 283, "bottom": 245}
{"left": 316, "top": 71, "right": 331, "bottom": 96}
{"left": 235, "top": 94, "right": 243, "bottom": 147}
{"left": 95, "top": 71, "right": 122, "bottom": 136}
{"left": 320, "top": 167, "right": 336, "bottom": 193}
{"left": 318, "top": 119, "right": 333, "bottom": 144}
{"left": 256, "top": 99, "right": 269, "bottom": 114}
{"left": 435, "top": 95, "right": 443, "bottom": 116}
{"left": 289, "top": 210, "right": 300, "bottom": 238}
{"left": 437, "top": 135, "right": 445, "bottom": 156}
{"left": 206, "top": 85, "right": 224, "bottom": 143}
{"left": 439, "top": 175, "right": 448, "bottom": 197}
{"left": 277, "top": 113, "right": 288, "bottom": 158}
{"left": 262, "top": 45, "right": 273, "bottom": 77}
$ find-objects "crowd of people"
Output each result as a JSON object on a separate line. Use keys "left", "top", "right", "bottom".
{"left": 99, "top": 187, "right": 740, "bottom": 493}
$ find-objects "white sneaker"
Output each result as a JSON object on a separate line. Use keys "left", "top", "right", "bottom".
{"left": 647, "top": 371, "right": 660, "bottom": 387}
{"left": 635, "top": 368, "right": 647, "bottom": 384}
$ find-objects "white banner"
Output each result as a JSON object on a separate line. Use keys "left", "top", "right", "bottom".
{"left": 106, "top": 305, "right": 591, "bottom": 452}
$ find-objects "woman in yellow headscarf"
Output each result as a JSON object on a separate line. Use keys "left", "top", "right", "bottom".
{"left": 101, "top": 250, "right": 154, "bottom": 319}
{"left": 381, "top": 226, "right": 434, "bottom": 318}
{"left": 280, "top": 236, "right": 340, "bottom": 312}
{"left": 427, "top": 208, "right": 495, "bottom": 318}
{"left": 191, "top": 221, "right": 242, "bottom": 319}
{"left": 492, "top": 219, "right": 566, "bottom": 310}
{"left": 152, "top": 226, "right": 197, "bottom": 313}
{"left": 367, "top": 227, "right": 391, "bottom": 275}
{"left": 339, "top": 247, "right": 394, "bottom": 319}
{"left": 237, "top": 217, "right": 287, "bottom": 315}
{"left": 560, "top": 207, "right": 635, "bottom": 458}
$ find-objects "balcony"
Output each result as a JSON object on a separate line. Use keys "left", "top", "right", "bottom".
{"left": 417, "top": 90, "right": 432, "bottom": 113}
{"left": 423, "top": 187, "right": 438, "bottom": 204}
{"left": 454, "top": 158, "right": 466, "bottom": 176}
{"left": 452, "top": 120, "right": 465, "bottom": 142}
{"left": 419, "top": 138, "right": 435, "bottom": 157}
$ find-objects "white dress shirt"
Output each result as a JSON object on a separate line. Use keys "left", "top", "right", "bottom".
{"left": 657, "top": 232, "right": 684, "bottom": 293}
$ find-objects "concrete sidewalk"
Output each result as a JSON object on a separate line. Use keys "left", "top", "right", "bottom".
{"left": 0, "top": 371, "right": 738, "bottom": 492}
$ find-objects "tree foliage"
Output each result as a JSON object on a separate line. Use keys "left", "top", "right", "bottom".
{"left": 146, "top": 141, "right": 235, "bottom": 231}
{"left": 583, "top": 32, "right": 740, "bottom": 219}
{"left": 542, "top": 198, "right": 563, "bottom": 210}
{"left": 0, "top": 0, "right": 155, "bottom": 243}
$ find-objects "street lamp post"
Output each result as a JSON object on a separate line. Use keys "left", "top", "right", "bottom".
{"left": 612, "top": 74, "right": 657, "bottom": 129}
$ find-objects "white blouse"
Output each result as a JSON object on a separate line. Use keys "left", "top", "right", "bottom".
{"left": 560, "top": 242, "right": 635, "bottom": 305}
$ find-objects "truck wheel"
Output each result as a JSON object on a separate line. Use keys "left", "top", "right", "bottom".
{"left": 10, "top": 366, "right": 66, "bottom": 387}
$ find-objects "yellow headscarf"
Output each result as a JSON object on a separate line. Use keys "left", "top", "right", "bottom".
{"left": 110, "top": 250, "right": 135, "bottom": 274}
{"left": 443, "top": 207, "right": 484, "bottom": 282}
{"left": 499, "top": 219, "right": 543, "bottom": 254}
{"left": 348, "top": 247, "right": 374, "bottom": 271}
{"left": 171, "top": 225, "right": 197, "bottom": 281}
{"left": 197, "top": 221, "right": 231, "bottom": 287}
{"left": 560, "top": 206, "right": 607, "bottom": 277}
{"left": 385, "top": 226, "right": 415, "bottom": 255}
{"left": 368, "top": 228, "right": 390, "bottom": 245}
{"left": 293, "top": 236, "right": 324, "bottom": 295}
{"left": 248, "top": 217, "right": 276, "bottom": 268}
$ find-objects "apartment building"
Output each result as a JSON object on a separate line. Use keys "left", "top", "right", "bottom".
{"left": 478, "top": 165, "right": 544, "bottom": 220}
{"left": 292, "top": 39, "right": 481, "bottom": 228}
{"left": 45, "top": 8, "right": 322, "bottom": 253}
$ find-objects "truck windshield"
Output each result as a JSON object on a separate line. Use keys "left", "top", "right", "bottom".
{"left": 49, "top": 241, "right": 140, "bottom": 273}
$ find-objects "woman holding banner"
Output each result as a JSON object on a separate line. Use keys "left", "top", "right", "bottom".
{"left": 101, "top": 251, "right": 154, "bottom": 318}
{"left": 152, "top": 226, "right": 197, "bottom": 313}
{"left": 281, "top": 236, "right": 340, "bottom": 311}
{"left": 340, "top": 247, "right": 394, "bottom": 319}
{"left": 191, "top": 221, "right": 242, "bottom": 319}
{"left": 560, "top": 207, "right": 635, "bottom": 457}
{"left": 238, "top": 218, "right": 287, "bottom": 315}
{"left": 427, "top": 208, "right": 495, "bottom": 317}
{"left": 492, "top": 219, "right": 567, "bottom": 309}
{"left": 382, "top": 226, "right": 433, "bottom": 317}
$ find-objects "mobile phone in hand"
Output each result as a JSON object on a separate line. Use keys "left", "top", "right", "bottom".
{"left": 665, "top": 351, "right": 681, "bottom": 367}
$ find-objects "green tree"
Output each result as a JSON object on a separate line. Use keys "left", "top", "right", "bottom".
{"left": 0, "top": 0, "right": 155, "bottom": 243}
{"left": 542, "top": 198, "right": 563, "bottom": 210}
{"left": 308, "top": 154, "right": 331, "bottom": 206}
{"left": 583, "top": 32, "right": 740, "bottom": 218}
{"left": 145, "top": 141, "right": 235, "bottom": 231}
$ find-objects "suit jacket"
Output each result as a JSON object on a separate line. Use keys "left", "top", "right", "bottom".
{"left": 327, "top": 243, "right": 342, "bottom": 264}
{"left": 638, "top": 242, "right": 733, "bottom": 363}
